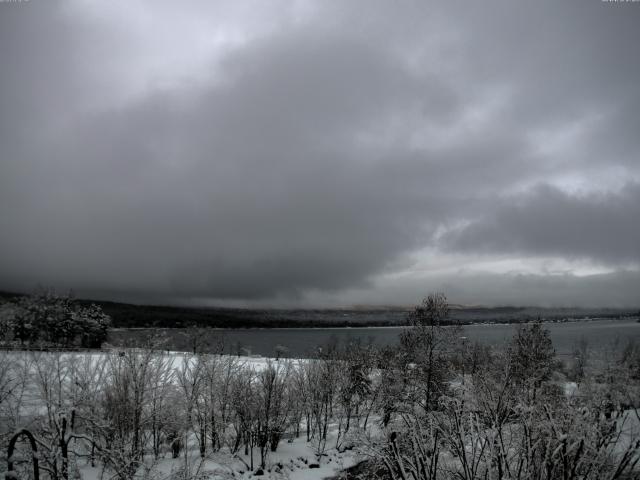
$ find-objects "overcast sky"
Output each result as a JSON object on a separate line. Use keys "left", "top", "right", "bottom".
{"left": 1, "top": 0, "right": 639, "bottom": 308}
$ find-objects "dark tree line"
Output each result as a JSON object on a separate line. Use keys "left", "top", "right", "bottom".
{"left": 0, "top": 291, "right": 111, "bottom": 348}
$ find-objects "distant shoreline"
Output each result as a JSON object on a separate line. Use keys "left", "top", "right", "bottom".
{"left": 2, "top": 289, "right": 638, "bottom": 329}
{"left": 109, "top": 316, "right": 639, "bottom": 331}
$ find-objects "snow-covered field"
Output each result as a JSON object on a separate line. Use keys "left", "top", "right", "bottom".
{"left": 76, "top": 430, "right": 358, "bottom": 480}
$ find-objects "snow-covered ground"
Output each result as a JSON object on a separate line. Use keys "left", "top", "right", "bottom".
{"left": 76, "top": 434, "right": 359, "bottom": 480}
{"left": 1, "top": 348, "right": 282, "bottom": 370}
{"left": 1, "top": 349, "right": 361, "bottom": 480}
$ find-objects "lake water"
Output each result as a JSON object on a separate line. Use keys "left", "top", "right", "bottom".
{"left": 109, "top": 318, "right": 640, "bottom": 358}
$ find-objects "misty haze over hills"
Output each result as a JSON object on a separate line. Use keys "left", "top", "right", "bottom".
{"left": 1, "top": 290, "right": 636, "bottom": 329}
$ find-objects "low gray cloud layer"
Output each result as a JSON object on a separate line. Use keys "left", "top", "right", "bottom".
{"left": 443, "top": 184, "right": 640, "bottom": 265}
{"left": 1, "top": 0, "right": 639, "bottom": 306}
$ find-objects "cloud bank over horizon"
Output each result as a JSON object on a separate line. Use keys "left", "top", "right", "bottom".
{"left": 1, "top": 0, "right": 639, "bottom": 308}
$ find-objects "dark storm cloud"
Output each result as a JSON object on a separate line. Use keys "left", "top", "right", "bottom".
{"left": 442, "top": 184, "right": 640, "bottom": 265}
{"left": 0, "top": 19, "right": 456, "bottom": 299}
{"left": 1, "top": 0, "right": 639, "bottom": 305}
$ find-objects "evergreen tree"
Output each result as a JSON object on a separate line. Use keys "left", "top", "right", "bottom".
{"left": 508, "top": 322, "right": 555, "bottom": 402}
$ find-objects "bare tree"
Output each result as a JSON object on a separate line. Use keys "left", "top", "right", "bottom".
{"left": 334, "top": 339, "right": 374, "bottom": 449}
{"left": 230, "top": 365, "right": 259, "bottom": 470}
{"left": 254, "top": 360, "right": 292, "bottom": 467}
{"left": 303, "top": 358, "right": 335, "bottom": 459}
{"left": 204, "top": 354, "right": 241, "bottom": 452}
{"left": 98, "top": 349, "right": 162, "bottom": 479}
